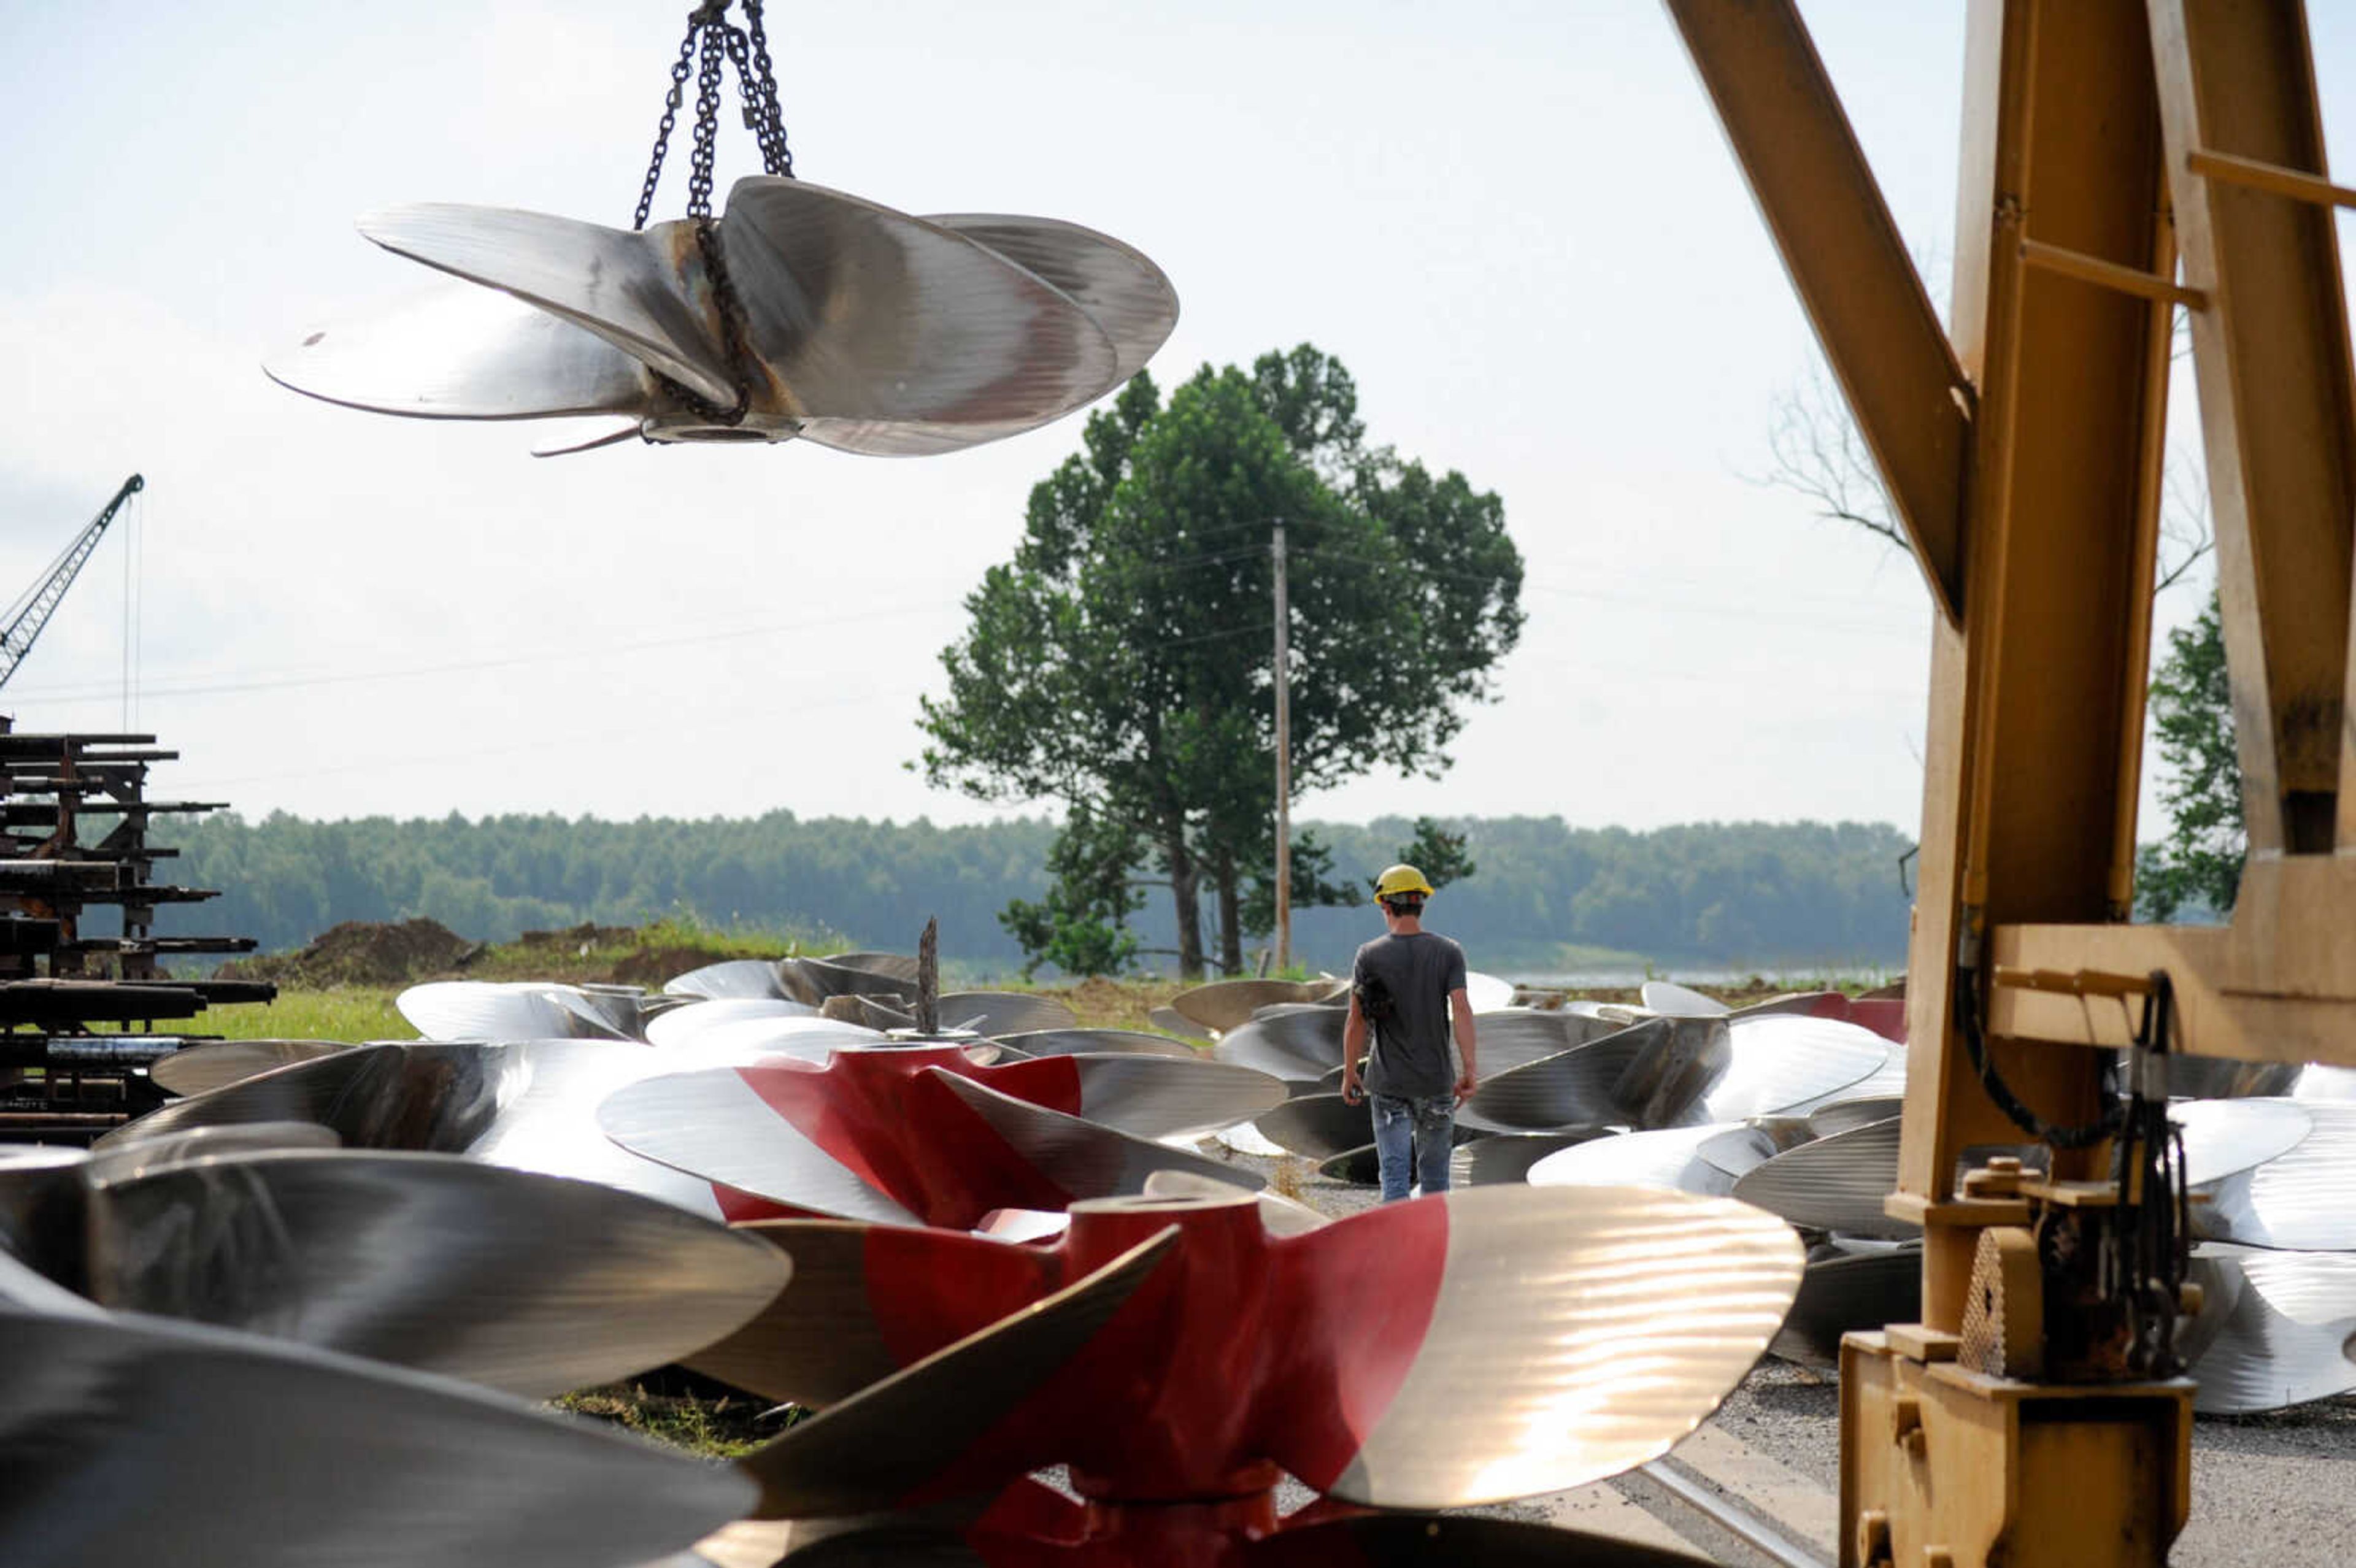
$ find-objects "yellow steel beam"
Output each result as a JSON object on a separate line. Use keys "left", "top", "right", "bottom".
{"left": 1663, "top": 0, "right": 1973, "bottom": 626}
{"left": 2150, "top": 0, "right": 2356, "bottom": 856}
{"left": 1901, "top": 0, "right": 2174, "bottom": 1212}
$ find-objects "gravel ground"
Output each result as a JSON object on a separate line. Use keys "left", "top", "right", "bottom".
{"left": 1233, "top": 1137, "right": 2356, "bottom": 1568}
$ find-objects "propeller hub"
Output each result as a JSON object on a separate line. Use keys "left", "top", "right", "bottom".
{"left": 639, "top": 412, "right": 803, "bottom": 444}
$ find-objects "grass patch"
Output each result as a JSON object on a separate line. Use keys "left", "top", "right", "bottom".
{"left": 205, "top": 986, "right": 411, "bottom": 1042}
{"left": 553, "top": 1382, "right": 803, "bottom": 1459}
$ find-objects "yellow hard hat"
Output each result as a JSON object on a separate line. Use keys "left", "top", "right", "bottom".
{"left": 1374, "top": 863, "right": 1435, "bottom": 899}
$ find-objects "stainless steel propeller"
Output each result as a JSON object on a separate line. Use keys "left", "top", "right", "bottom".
{"left": 1171, "top": 978, "right": 1347, "bottom": 1034}
{"left": 147, "top": 1037, "right": 353, "bottom": 1097}
{"left": 0, "top": 1301, "right": 752, "bottom": 1568}
{"left": 268, "top": 179, "right": 1177, "bottom": 456}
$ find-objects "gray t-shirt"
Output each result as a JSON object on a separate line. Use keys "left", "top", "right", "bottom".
{"left": 1353, "top": 930, "right": 1468, "bottom": 1098}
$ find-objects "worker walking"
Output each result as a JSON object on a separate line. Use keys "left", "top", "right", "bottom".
{"left": 1339, "top": 864, "right": 1479, "bottom": 1202}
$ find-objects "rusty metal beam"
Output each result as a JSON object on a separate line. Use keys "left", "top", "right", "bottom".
{"left": 1663, "top": 0, "right": 1973, "bottom": 626}
{"left": 2149, "top": 0, "right": 2356, "bottom": 857}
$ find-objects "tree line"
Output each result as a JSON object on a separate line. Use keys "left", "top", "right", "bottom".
{"left": 150, "top": 810, "right": 1915, "bottom": 976}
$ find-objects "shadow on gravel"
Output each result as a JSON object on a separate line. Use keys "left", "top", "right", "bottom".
{"left": 2196, "top": 1395, "right": 2356, "bottom": 1458}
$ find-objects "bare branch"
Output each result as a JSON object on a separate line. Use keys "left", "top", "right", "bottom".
{"left": 1754, "top": 360, "right": 1907, "bottom": 552}
{"left": 2155, "top": 459, "right": 2214, "bottom": 594}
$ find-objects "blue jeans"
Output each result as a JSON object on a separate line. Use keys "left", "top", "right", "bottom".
{"left": 1371, "top": 1093, "right": 1455, "bottom": 1202}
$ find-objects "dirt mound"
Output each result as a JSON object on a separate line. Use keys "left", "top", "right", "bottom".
{"left": 221, "top": 918, "right": 482, "bottom": 988}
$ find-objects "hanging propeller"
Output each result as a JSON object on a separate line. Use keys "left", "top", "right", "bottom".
{"left": 727, "top": 1185, "right": 1801, "bottom": 1518}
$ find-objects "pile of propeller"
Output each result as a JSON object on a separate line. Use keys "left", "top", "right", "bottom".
{"left": 1217, "top": 974, "right": 2356, "bottom": 1409}
{"left": 1, "top": 950, "right": 1830, "bottom": 1567}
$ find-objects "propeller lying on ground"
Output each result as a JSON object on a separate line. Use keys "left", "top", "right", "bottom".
{"left": 1, "top": 1143, "right": 783, "bottom": 1399}
{"left": 397, "top": 980, "right": 665, "bottom": 1041}
{"left": 269, "top": 180, "right": 1179, "bottom": 458}
{"left": 0, "top": 1286, "right": 751, "bottom": 1568}
{"left": 99, "top": 1039, "right": 794, "bottom": 1221}
{"left": 599, "top": 1045, "right": 1277, "bottom": 1228}
{"left": 724, "top": 1183, "right": 1800, "bottom": 1534}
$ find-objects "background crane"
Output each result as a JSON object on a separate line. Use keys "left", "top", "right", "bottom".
{"left": 0, "top": 474, "right": 142, "bottom": 694}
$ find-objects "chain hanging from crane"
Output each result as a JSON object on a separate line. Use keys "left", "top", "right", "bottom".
{"left": 626, "top": 1, "right": 797, "bottom": 428}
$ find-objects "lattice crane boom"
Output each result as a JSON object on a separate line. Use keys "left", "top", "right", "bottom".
{"left": 1, "top": 474, "right": 142, "bottom": 692}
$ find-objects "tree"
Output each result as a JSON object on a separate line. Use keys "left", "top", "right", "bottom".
{"left": 919, "top": 345, "right": 1523, "bottom": 978}
{"left": 997, "top": 801, "right": 1145, "bottom": 978}
{"left": 1395, "top": 815, "right": 1476, "bottom": 891}
{"left": 2135, "top": 592, "right": 2242, "bottom": 920}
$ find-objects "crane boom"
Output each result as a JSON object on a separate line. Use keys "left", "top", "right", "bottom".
{"left": 0, "top": 474, "right": 143, "bottom": 693}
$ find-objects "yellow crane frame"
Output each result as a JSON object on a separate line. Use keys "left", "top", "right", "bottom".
{"left": 1665, "top": 2, "right": 2356, "bottom": 1563}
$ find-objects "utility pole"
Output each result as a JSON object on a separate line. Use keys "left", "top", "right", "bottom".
{"left": 1272, "top": 521, "right": 1292, "bottom": 972}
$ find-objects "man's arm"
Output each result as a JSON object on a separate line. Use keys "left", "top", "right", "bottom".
{"left": 1341, "top": 993, "right": 1369, "bottom": 1104}
{"left": 1449, "top": 986, "right": 1477, "bottom": 1102}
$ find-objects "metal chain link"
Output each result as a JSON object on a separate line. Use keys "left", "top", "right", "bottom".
{"left": 741, "top": 0, "right": 795, "bottom": 177}
{"left": 631, "top": 16, "right": 703, "bottom": 231}
{"left": 625, "top": 1, "right": 794, "bottom": 424}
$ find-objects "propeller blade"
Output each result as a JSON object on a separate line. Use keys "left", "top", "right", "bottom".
{"left": 647, "top": 998, "right": 827, "bottom": 1050}
{"left": 783, "top": 953, "right": 918, "bottom": 1005}
{"left": 1461, "top": 1023, "right": 1661, "bottom": 1131}
{"left": 83, "top": 1120, "right": 343, "bottom": 1184}
{"left": 1638, "top": 981, "right": 1728, "bottom": 1017}
{"left": 148, "top": 1039, "right": 351, "bottom": 1097}
{"left": 1277, "top": 1185, "right": 1804, "bottom": 1508}
{"left": 938, "top": 991, "right": 1079, "bottom": 1037}
{"left": 1622, "top": 1014, "right": 1893, "bottom": 1126}
{"left": 1806, "top": 1096, "right": 1905, "bottom": 1136}
{"left": 720, "top": 179, "right": 1116, "bottom": 436}
{"left": 1257, "top": 1091, "right": 1380, "bottom": 1159}
{"left": 667, "top": 959, "right": 798, "bottom": 1001}
{"left": 264, "top": 280, "right": 653, "bottom": 419}
{"left": 736, "top": 1227, "right": 1180, "bottom": 1518}
{"left": 532, "top": 418, "right": 645, "bottom": 456}
{"left": 1172, "top": 978, "right": 1345, "bottom": 1034}
{"left": 993, "top": 1027, "right": 1202, "bottom": 1061}
{"left": 925, "top": 213, "right": 1179, "bottom": 383}
{"left": 1064, "top": 1055, "right": 1288, "bottom": 1139}
{"left": 2183, "top": 1244, "right": 2356, "bottom": 1413}
{"left": 357, "top": 204, "right": 736, "bottom": 403}
{"left": 1142, "top": 1167, "right": 1329, "bottom": 1234}
{"left": 2191, "top": 1100, "right": 2356, "bottom": 1250}
{"left": 397, "top": 980, "right": 637, "bottom": 1041}
{"left": 1214, "top": 1005, "right": 1347, "bottom": 1082}
{"left": 683, "top": 1221, "right": 1060, "bottom": 1407}
{"left": 1455, "top": 1129, "right": 1613, "bottom": 1184}
{"left": 85, "top": 1150, "right": 787, "bottom": 1399}
{"left": 1733, "top": 1116, "right": 1912, "bottom": 1238}
{"left": 923, "top": 1071, "right": 1265, "bottom": 1211}
{"left": 106, "top": 1040, "right": 766, "bottom": 1221}
{"left": 1149, "top": 1005, "right": 1215, "bottom": 1042}
{"left": 0, "top": 1305, "right": 751, "bottom": 1567}
{"left": 2173, "top": 1096, "right": 2315, "bottom": 1186}
{"left": 1768, "top": 1246, "right": 1922, "bottom": 1367}
{"left": 1526, "top": 1123, "right": 1753, "bottom": 1195}
{"left": 598, "top": 1065, "right": 923, "bottom": 1226}
{"left": 1472, "top": 1008, "right": 1631, "bottom": 1075}
{"left": 655, "top": 1013, "right": 887, "bottom": 1061}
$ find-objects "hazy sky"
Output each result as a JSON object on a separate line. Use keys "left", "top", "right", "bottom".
{"left": 0, "top": 2, "right": 2304, "bottom": 836}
